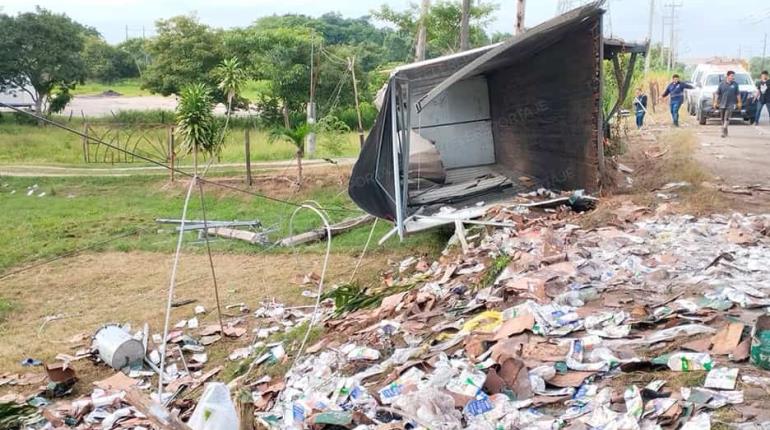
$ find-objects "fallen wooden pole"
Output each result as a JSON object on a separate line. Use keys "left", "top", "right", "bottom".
{"left": 207, "top": 227, "right": 263, "bottom": 243}
{"left": 279, "top": 214, "right": 374, "bottom": 247}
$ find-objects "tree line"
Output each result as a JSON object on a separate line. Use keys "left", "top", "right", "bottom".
{"left": 0, "top": 3, "right": 505, "bottom": 128}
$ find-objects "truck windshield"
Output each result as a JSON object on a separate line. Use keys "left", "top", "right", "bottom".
{"left": 704, "top": 74, "right": 752, "bottom": 86}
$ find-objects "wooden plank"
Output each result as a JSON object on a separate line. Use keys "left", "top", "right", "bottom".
{"left": 124, "top": 387, "right": 192, "bottom": 430}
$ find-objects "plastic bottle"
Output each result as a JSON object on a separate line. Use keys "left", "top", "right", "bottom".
{"left": 188, "top": 383, "right": 239, "bottom": 430}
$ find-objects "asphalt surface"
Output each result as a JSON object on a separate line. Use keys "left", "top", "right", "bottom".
{"left": 694, "top": 111, "right": 770, "bottom": 186}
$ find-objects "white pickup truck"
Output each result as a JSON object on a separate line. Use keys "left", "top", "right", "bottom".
{"left": 690, "top": 69, "right": 756, "bottom": 125}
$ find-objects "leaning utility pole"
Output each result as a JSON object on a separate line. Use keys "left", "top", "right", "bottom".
{"left": 643, "top": 0, "right": 655, "bottom": 75}
{"left": 306, "top": 41, "right": 317, "bottom": 156}
{"left": 348, "top": 57, "right": 365, "bottom": 147}
{"left": 415, "top": 0, "right": 430, "bottom": 61}
{"left": 460, "top": 0, "right": 470, "bottom": 51}
{"left": 516, "top": 0, "right": 526, "bottom": 35}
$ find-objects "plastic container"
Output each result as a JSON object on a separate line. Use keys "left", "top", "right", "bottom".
{"left": 751, "top": 315, "right": 770, "bottom": 370}
{"left": 93, "top": 325, "right": 144, "bottom": 370}
{"left": 188, "top": 383, "right": 239, "bottom": 430}
{"left": 666, "top": 352, "right": 713, "bottom": 372}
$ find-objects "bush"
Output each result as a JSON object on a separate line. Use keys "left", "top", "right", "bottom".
{"left": 331, "top": 102, "right": 377, "bottom": 130}
{"left": 317, "top": 115, "right": 351, "bottom": 156}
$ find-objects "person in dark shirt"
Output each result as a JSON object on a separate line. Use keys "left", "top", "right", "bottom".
{"left": 714, "top": 70, "right": 742, "bottom": 138}
{"left": 661, "top": 74, "right": 693, "bottom": 127}
{"left": 755, "top": 70, "right": 769, "bottom": 126}
{"left": 633, "top": 88, "right": 648, "bottom": 129}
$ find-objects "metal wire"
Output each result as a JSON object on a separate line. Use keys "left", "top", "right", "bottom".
{"left": 0, "top": 103, "right": 360, "bottom": 214}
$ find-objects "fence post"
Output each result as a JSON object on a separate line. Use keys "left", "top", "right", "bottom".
{"left": 168, "top": 126, "right": 175, "bottom": 182}
{"left": 245, "top": 127, "right": 253, "bottom": 186}
{"left": 82, "top": 122, "right": 89, "bottom": 163}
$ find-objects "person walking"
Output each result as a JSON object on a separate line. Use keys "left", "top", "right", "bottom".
{"left": 661, "top": 74, "right": 693, "bottom": 127}
{"left": 714, "top": 70, "right": 742, "bottom": 138}
{"left": 633, "top": 88, "right": 648, "bottom": 130}
{"left": 755, "top": 70, "right": 769, "bottom": 126}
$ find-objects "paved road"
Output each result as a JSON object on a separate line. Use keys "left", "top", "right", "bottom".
{"left": 64, "top": 95, "right": 242, "bottom": 117}
{"left": 0, "top": 158, "right": 355, "bottom": 177}
{"left": 694, "top": 115, "right": 770, "bottom": 186}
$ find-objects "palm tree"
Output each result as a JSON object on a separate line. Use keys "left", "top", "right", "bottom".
{"left": 215, "top": 57, "right": 247, "bottom": 116}
{"left": 176, "top": 83, "right": 221, "bottom": 175}
{"left": 269, "top": 124, "right": 312, "bottom": 187}
{"left": 215, "top": 57, "right": 249, "bottom": 183}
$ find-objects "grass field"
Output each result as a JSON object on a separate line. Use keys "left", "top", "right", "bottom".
{"left": 0, "top": 121, "right": 361, "bottom": 165}
{"left": 71, "top": 78, "right": 270, "bottom": 100}
{"left": 71, "top": 78, "right": 150, "bottom": 97}
{"left": 0, "top": 174, "right": 442, "bottom": 273}
{"left": 0, "top": 172, "right": 444, "bottom": 372}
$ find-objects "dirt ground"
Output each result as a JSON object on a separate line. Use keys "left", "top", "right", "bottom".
{"left": 0, "top": 250, "right": 395, "bottom": 372}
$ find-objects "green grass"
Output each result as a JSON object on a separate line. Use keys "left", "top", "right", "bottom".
{"left": 71, "top": 78, "right": 150, "bottom": 97}
{"left": 71, "top": 79, "right": 269, "bottom": 100}
{"left": 0, "top": 175, "right": 443, "bottom": 273}
{"left": 0, "top": 122, "right": 361, "bottom": 165}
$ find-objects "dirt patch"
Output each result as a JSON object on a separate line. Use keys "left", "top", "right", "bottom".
{"left": 0, "top": 250, "right": 393, "bottom": 373}
{"left": 162, "top": 165, "right": 351, "bottom": 201}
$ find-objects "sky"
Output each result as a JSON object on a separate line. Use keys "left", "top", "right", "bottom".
{"left": 2, "top": 0, "right": 770, "bottom": 60}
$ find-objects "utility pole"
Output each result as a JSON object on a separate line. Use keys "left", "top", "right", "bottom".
{"left": 460, "top": 0, "right": 470, "bottom": 50}
{"left": 664, "top": 2, "right": 682, "bottom": 72}
{"left": 348, "top": 57, "right": 365, "bottom": 147}
{"left": 762, "top": 33, "right": 768, "bottom": 72}
{"left": 415, "top": 0, "right": 430, "bottom": 61}
{"left": 125, "top": 25, "right": 129, "bottom": 42}
{"left": 516, "top": 0, "right": 526, "bottom": 35}
{"left": 644, "top": 0, "right": 655, "bottom": 75}
{"left": 306, "top": 41, "right": 317, "bottom": 157}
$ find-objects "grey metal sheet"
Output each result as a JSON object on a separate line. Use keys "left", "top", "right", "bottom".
{"left": 415, "top": 120, "right": 495, "bottom": 169}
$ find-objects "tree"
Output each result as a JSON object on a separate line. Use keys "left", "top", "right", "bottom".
{"left": 118, "top": 38, "right": 151, "bottom": 77}
{"left": 215, "top": 57, "right": 249, "bottom": 183}
{"left": 175, "top": 83, "right": 222, "bottom": 175}
{"left": 269, "top": 124, "right": 312, "bottom": 187}
{"left": 143, "top": 15, "right": 224, "bottom": 98}
{"left": 226, "top": 26, "right": 315, "bottom": 127}
{"left": 215, "top": 57, "right": 247, "bottom": 114}
{"left": 0, "top": 8, "right": 88, "bottom": 117}
{"left": 372, "top": 0, "right": 497, "bottom": 59}
{"left": 83, "top": 36, "right": 139, "bottom": 83}
{"left": 460, "top": 0, "right": 471, "bottom": 51}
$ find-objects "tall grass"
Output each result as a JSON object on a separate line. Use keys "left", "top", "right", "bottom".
{"left": 0, "top": 118, "right": 360, "bottom": 165}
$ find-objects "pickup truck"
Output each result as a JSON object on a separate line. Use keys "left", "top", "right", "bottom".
{"left": 693, "top": 71, "right": 757, "bottom": 125}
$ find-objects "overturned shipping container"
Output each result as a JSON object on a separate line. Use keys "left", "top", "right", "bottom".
{"left": 350, "top": 2, "right": 631, "bottom": 238}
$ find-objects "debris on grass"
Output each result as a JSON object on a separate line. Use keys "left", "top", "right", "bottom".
{"left": 6, "top": 193, "right": 770, "bottom": 429}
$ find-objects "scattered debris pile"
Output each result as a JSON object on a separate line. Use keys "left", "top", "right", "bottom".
{"left": 261, "top": 210, "right": 770, "bottom": 429}
{"left": 5, "top": 200, "right": 770, "bottom": 429}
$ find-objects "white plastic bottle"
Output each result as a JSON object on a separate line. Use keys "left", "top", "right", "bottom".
{"left": 188, "top": 382, "right": 240, "bottom": 430}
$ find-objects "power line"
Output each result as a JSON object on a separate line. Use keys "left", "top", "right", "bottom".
{"left": 664, "top": 1, "right": 683, "bottom": 72}
{"left": 0, "top": 227, "right": 148, "bottom": 281}
{"left": 0, "top": 103, "right": 361, "bottom": 214}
